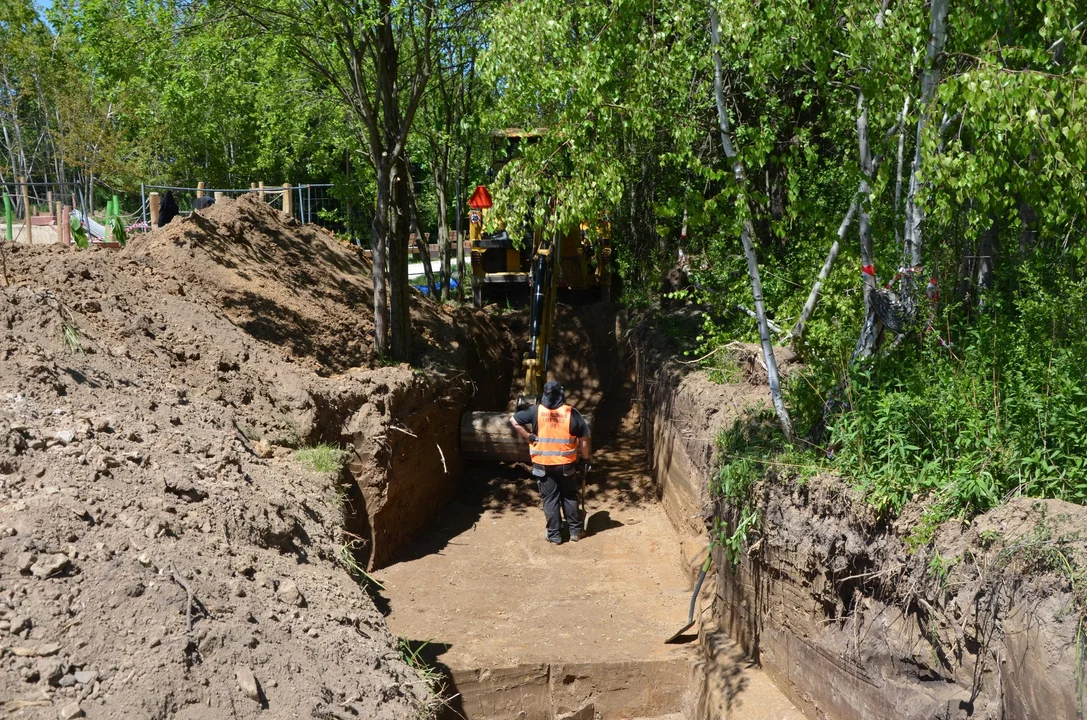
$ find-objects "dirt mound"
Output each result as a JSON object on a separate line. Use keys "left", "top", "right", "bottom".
{"left": 129, "top": 196, "right": 376, "bottom": 375}
{"left": 0, "top": 200, "right": 511, "bottom": 718}
{"left": 128, "top": 195, "right": 482, "bottom": 375}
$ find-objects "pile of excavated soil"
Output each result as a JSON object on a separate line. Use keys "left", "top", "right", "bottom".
{"left": 0, "top": 196, "right": 507, "bottom": 719}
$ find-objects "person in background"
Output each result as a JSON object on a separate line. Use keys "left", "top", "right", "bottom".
{"left": 158, "top": 190, "right": 179, "bottom": 226}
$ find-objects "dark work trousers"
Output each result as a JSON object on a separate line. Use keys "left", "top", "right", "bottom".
{"left": 535, "top": 464, "right": 581, "bottom": 542}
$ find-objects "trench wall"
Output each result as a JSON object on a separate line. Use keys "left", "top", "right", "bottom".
{"left": 633, "top": 314, "right": 1082, "bottom": 720}
{"left": 312, "top": 310, "right": 514, "bottom": 570}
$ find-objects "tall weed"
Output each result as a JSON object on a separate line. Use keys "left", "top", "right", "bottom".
{"left": 818, "top": 270, "right": 1087, "bottom": 520}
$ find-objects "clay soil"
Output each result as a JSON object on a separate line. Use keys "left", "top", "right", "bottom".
{"left": 374, "top": 305, "right": 803, "bottom": 719}
{"left": 0, "top": 196, "right": 493, "bottom": 719}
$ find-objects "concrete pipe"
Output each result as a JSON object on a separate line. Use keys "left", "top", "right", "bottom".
{"left": 460, "top": 411, "right": 592, "bottom": 464}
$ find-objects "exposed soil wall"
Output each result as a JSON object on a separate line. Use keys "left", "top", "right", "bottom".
{"left": 0, "top": 196, "right": 511, "bottom": 717}
{"left": 717, "top": 478, "right": 1083, "bottom": 720}
{"left": 633, "top": 308, "right": 797, "bottom": 571}
{"left": 632, "top": 309, "right": 1084, "bottom": 720}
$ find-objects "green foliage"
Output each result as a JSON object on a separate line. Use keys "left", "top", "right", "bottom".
{"left": 293, "top": 444, "right": 347, "bottom": 474}
{"left": 808, "top": 271, "right": 1087, "bottom": 521}
{"left": 69, "top": 217, "right": 88, "bottom": 250}
{"left": 397, "top": 639, "right": 450, "bottom": 715}
{"left": 61, "top": 323, "right": 83, "bottom": 354}
{"left": 927, "top": 551, "right": 956, "bottom": 588}
{"left": 481, "top": 0, "right": 710, "bottom": 259}
{"left": 705, "top": 358, "right": 742, "bottom": 385}
{"left": 710, "top": 410, "right": 783, "bottom": 567}
{"left": 110, "top": 216, "right": 127, "bottom": 248}
{"left": 4, "top": 0, "right": 366, "bottom": 193}
{"left": 338, "top": 538, "right": 384, "bottom": 590}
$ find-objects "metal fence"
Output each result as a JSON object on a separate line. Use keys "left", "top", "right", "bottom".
{"left": 141, "top": 182, "right": 359, "bottom": 239}
{"left": 1, "top": 177, "right": 361, "bottom": 245}
{"left": 0, "top": 180, "right": 101, "bottom": 244}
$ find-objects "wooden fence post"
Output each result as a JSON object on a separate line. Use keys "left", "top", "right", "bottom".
{"left": 19, "top": 177, "right": 31, "bottom": 244}
{"left": 149, "top": 192, "right": 161, "bottom": 229}
{"left": 258, "top": 181, "right": 265, "bottom": 200}
{"left": 61, "top": 205, "right": 71, "bottom": 245}
{"left": 282, "top": 183, "right": 292, "bottom": 217}
{"left": 250, "top": 182, "right": 257, "bottom": 194}
{"left": 196, "top": 181, "right": 205, "bottom": 199}
{"left": 214, "top": 191, "right": 224, "bottom": 202}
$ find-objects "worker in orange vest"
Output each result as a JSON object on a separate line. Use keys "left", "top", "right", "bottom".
{"left": 509, "top": 381, "right": 592, "bottom": 545}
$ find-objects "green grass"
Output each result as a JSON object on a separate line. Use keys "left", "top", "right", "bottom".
{"left": 710, "top": 409, "right": 783, "bottom": 567}
{"left": 337, "top": 538, "right": 384, "bottom": 590}
{"left": 704, "top": 358, "right": 742, "bottom": 384}
{"left": 293, "top": 444, "right": 347, "bottom": 474}
{"left": 398, "top": 639, "right": 452, "bottom": 718}
{"left": 62, "top": 323, "right": 83, "bottom": 354}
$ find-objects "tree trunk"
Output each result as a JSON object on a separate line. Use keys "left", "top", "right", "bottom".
{"left": 893, "top": 95, "right": 910, "bottom": 246}
{"left": 853, "top": 96, "right": 882, "bottom": 362}
{"left": 1017, "top": 201, "right": 1037, "bottom": 256}
{"left": 457, "top": 142, "right": 471, "bottom": 303}
{"left": 903, "top": 0, "right": 949, "bottom": 276}
{"left": 434, "top": 167, "right": 451, "bottom": 302}
{"left": 710, "top": 5, "right": 794, "bottom": 442}
{"left": 741, "top": 220, "right": 793, "bottom": 439}
{"left": 787, "top": 197, "right": 858, "bottom": 345}
{"left": 388, "top": 164, "right": 413, "bottom": 361}
{"left": 372, "top": 162, "right": 392, "bottom": 357}
{"left": 976, "top": 219, "right": 996, "bottom": 305}
{"left": 410, "top": 212, "right": 437, "bottom": 300}
{"left": 404, "top": 163, "right": 437, "bottom": 300}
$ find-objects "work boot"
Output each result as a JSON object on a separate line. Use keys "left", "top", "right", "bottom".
{"left": 547, "top": 536, "right": 563, "bottom": 546}
{"left": 569, "top": 533, "right": 581, "bottom": 543}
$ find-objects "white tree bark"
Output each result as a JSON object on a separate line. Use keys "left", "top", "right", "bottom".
{"left": 893, "top": 95, "right": 911, "bottom": 247}
{"left": 710, "top": 5, "right": 794, "bottom": 442}
{"left": 903, "top": 0, "right": 950, "bottom": 270}
{"left": 786, "top": 198, "right": 858, "bottom": 344}
{"left": 853, "top": 94, "right": 882, "bottom": 362}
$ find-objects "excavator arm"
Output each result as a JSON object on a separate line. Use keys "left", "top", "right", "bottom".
{"left": 461, "top": 228, "right": 564, "bottom": 462}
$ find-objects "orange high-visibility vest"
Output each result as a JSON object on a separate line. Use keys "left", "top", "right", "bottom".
{"left": 529, "top": 405, "right": 578, "bottom": 465}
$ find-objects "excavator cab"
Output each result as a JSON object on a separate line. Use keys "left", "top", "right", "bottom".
{"left": 468, "top": 129, "right": 613, "bottom": 308}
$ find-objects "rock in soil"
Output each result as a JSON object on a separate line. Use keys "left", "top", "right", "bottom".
{"left": 30, "top": 553, "right": 70, "bottom": 578}
{"left": 276, "top": 579, "right": 304, "bottom": 607}
{"left": 235, "top": 665, "right": 262, "bottom": 703}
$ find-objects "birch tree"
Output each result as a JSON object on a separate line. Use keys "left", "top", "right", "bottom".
{"left": 709, "top": 4, "right": 794, "bottom": 442}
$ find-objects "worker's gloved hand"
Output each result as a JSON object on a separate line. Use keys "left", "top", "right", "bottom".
{"left": 582, "top": 461, "right": 592, "bottom": 474}
{"left": 528, "top": 433, "right": 538, "bottom": 444}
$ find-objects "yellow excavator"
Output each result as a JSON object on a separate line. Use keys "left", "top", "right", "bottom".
{"left": 467, "top": 129, "right": 613, "bottom": 309}
{"left": 460, "top": 129, "right": 606, "bottom": 462}
{"left": 460, "top": 220, "right": 566, "bottom": 463}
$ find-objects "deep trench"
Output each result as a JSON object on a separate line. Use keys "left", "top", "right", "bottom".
{"left": 351, "top": 301, "right": 1084, "bottom": 720}
{"left": 367, "top": 303, "right": 802, "bottom": 720}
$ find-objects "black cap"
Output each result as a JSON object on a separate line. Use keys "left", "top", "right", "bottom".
{"left": 541, "top": 381, "right": 565, "bottom": 409}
